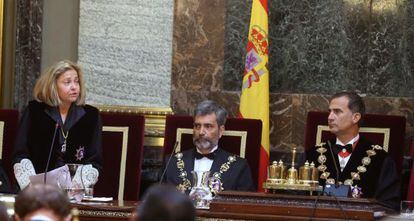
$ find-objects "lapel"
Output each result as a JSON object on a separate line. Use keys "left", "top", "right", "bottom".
{"left": 185, "top": 149, "right": 195, "bottom": 173}
{"left": 63, "top": 104, "right": 86, "bottom": 131}
{"left": 325, "top": 139, "right": 341, "bottom": 181}
{"left": 209, "top": 148, "right": 227, "bottom": 174}
{"left": 44, "top": 103, "right": 86, "bottom": 130}
{"left": 183, "top": 149, "right": 196, "bottom": 185}
{"left": 44, "top": 105, "right": 60, "bottom": 124}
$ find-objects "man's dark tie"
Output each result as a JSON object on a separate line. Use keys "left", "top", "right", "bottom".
{"left": 195, "top": 151, "right": 216, "bottom": 160}
{"left": 335, "top": 144, "right": 353, "bottom": 154}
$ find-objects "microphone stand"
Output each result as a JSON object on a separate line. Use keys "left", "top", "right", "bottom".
{"left": 159, "top": 141, "right": 179, "bottom": 184}
{"left": 327, "top": 140, "right": 349, "bottom": 220}
{"left": 309, "top": 188, "right": 323, "bottom": 221}
{"left": 327, "top": 140, "right": 340, "bottom": 187}
{"left": 44, "top": 123, "right": 59, "bottom": 184}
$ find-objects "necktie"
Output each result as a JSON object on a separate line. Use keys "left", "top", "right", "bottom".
{"left": 336, "top": 144, "right": 353, "bottom": 158}
{"left": 195, "top": 151, "right": 216, "bottom": 160}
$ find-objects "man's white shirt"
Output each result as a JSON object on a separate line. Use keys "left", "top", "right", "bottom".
{"left": 193, "top": 146, "right": 218, "bottom": 186}
{"left": 336, "top": 134, "right": 359, "bottom": 172}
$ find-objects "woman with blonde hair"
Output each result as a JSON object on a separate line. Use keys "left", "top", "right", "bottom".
{"left": 13, "top": 60, "right": 102, "bottom": 189}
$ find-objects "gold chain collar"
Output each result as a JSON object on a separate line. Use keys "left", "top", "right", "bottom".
{"left": 316, "top": 143, "right": 382, "bottom": 186}
{"left": 174, "top": 151, "right": 237, "bottom": 193}
{"left": 60, "top": 127, "right": 70, "bottom": 153}
{"left": 60, "top": 127, "right": 69, "bottom": 139}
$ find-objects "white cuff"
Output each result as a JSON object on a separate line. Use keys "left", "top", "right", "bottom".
{"left": 71, "top": 164, "right": 99, "bottom": 188}
{"left": 14, "top": 159, "right": 36, "bottom": 189}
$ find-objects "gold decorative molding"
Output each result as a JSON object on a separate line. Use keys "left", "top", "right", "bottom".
{"left": 96, "top": 105, "right": 172, "bottom": 115}
{"left": 96, "top": 105, "right": 173, "bottom": 148}
{"left": 175, "top": 128, "right": 248, "bottom": 158}
{"left": 316, "top": 125, "right": 390, "bottom": 152}
{"left": 0, "top": 121, "right": 3, "bottom": 159}
{"left": 77, "top": 209, "right": 132, "bottom": 218}
{"left": 0, "top": 0, "right": 4, "bottom": 96}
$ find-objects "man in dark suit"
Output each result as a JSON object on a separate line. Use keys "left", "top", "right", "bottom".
{"left": 163, "top": 100, "right": 254, "bottom": 194}
{"left": 305, "top": 91, "right": 400, "bottom": 210}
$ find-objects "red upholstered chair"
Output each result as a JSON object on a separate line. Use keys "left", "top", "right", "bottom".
{"left": 407, "top": 139, "right": 414, "bottom": 201}
{"left": 94, "top": 112, "right": 145, "bottom": 201}
{"left": 0, "top": 109, "right": 19, "bottom": 186}
{"left": 304, "top": 111, "right": 406, "bottom": 173}
{"left": 163, "top": 115, "right": 262, "bottom": 190}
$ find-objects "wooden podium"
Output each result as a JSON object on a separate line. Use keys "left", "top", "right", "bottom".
{"left": 201, "top": 191, "right": 393, "bottom": 221}
{"left": 74, "top": 201, "right": 137, "bottom": 221}
{"left": 72, "top": 191, "right": 395, "bottom": 221}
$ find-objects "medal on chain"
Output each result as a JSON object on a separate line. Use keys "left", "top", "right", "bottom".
{"left": 61, "top": 127, "right": 69, "bottom": 153}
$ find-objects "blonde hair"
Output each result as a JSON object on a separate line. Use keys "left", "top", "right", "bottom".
{"left": 33, "top": 60, "right": 86, "bottom": 106}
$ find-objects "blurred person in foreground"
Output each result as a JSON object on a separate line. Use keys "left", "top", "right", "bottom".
{"left": 0, "top": 201, "right": 10, "bottom": 221}
{"left": 14, "top": 184, "right": 71, "bottom": 221}
{"left": 132, "top": 184, "right": 195, "bottom": 221}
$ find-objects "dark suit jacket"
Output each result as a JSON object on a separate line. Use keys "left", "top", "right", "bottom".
{"left": 163, "top": 148, "right": 255, "bottom": 193}
{"left": 13, "top": 101, "right": 103, "bottom": 174}
{"left": 305, "top": 136, "right": 400, "bottom": 210}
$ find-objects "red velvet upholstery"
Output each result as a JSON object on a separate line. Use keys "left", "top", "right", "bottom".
{"left": 94, "top": 112, "right": 145, "bottom": 201}
{"left": 407, "top": 139, "right": 414, "bottom": 200}
{"left": 0, "top": 109, "right": 19, "bottom": 186}
{"left": 304, "top": 111, "right": 406, "bottom": 173}
{"left": 163, "top": 115, "right": 262, "bottom": 190}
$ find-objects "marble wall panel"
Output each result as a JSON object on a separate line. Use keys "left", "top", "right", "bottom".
{"left": 78, "top": 0, "right": 174, "bottom": 107}
{"left": 171, "top": 90, "right": 240, "bottom": 117}
{"left": 172, "top": 0, "right": 225, "bottom": 92}
{"left": 12, "top": 0, "right": 414, "bottom": 193}
{"left": 14, "top": 0, "right": 43, "bottom": 110}
{"left": 171, "top": 0, "right": 414, "bottom": 160}
{"left": 223, "top": 0, "right": 414, "bottom": 97}
{"left": 12, "top": 0, "right": 414, "bottom": 156}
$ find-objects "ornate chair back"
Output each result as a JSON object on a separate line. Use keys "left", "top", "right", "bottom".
{"left": 407, "top": 139, "right": 414, "bottom": 200}
{"left": 304, "top": 111, "right": 406, "bottom": 173}
{"left": 0, "top": 109, "right": 19, "bottom": 188}
{"left": 163, "top": 115, "right": 262, "bottom": 190}
{"left": 94, "top": 112, "right": 145, "bottom": 201}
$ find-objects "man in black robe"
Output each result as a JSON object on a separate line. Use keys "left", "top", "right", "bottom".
{"left": 305, "top": 92, "right": 400, "bottom": 210}
{"left": 162, "top": 100, "right": 255, "bottom": 193}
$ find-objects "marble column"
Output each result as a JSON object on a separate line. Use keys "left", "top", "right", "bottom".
{"left": 14, "top": 0, "right": 43, "bottom": 111}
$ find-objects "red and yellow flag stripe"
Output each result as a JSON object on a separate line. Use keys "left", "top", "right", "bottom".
{"left": 239, "top": 0, "right": 270, "bottom": 192}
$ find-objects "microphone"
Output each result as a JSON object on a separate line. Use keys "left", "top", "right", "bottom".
{"left": 327, "top": 140, "right": 340, "bottom": 184}
{"left": 159, "top": 141, "right": 179, "bottom": 184}
{"left": 44, "top": 123, "right": 59, "bottom": 184}
{"left": 309, "top": 141, "right": 349, "bottom": 220}
{"left": 324, "top": 141, "right": 350, "bottom": 219}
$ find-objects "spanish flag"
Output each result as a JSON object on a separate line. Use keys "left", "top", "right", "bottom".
{"left": 239, "top": 0, "right": 269, "bottom": 192}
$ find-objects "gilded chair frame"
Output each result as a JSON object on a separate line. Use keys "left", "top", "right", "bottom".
{"left": 175, "top": 128, "right": 248, "bottom": 158}
{"left": 97, "top": 105, "right": 172, "bottom": 148}
{"left": 102, "top": 126, "right": 129, "bottom": 201}
{"left": 0, "top": 121, "right": 4, "bottom": 159}
{"left": 316, "top": 125, "right": 390, "bottom": 152}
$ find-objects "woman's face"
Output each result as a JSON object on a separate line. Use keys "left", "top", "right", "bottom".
{"left": 56, "top": 69, "right": 80, "bottom": 106}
